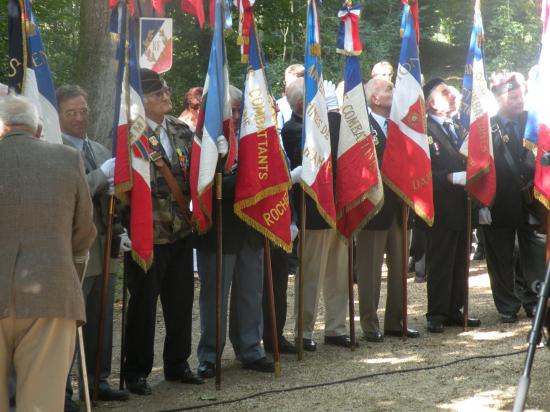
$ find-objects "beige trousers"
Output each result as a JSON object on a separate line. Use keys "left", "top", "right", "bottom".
{"left": 356, "top": 218, "right": 404, "bottom": 334}
{"left": 294, "top": 229, "right": 349, "bottom": 339}
{"left": 0, "top": 313, "right": 76, "bottom": 412}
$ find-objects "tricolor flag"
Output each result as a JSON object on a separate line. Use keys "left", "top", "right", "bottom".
{"left": 459, "top": 1, "right": 495, "bottom": 207}
{"left": 110, "top": 2, "right": 153, "bottom": 271}
{"left": 525, "top": 0, "right": 550, "bottom": 209}
{"left": 381, "top": 3, "right": 433, "bottom": 226}
{"left": 400, "top": 0, "right": 419, "bottom": 44}
{"left": 234, "top": 20, "right": 293, "bottom": 252}
{"left": 335, "top": 3, "right": 383, "bottom": 238}
{"left": 191, "top": 0, "right": 236, "bottom": 233}
{"left": 209, "top": 0, "right": 232, "bottom": 30}
{"left": 181, "top": 0, "right": 205, "bottom": 27}
{"left": 234, "top": 0, "right": 255, "bottom": 63}
{"left": 139, "top": 17, "right": 173, "bottom": 74}
{"left": 7, "top": 0, "right": 61, "bottom": 144}
{"left": 301, "top": 0, "right": 336, "bottom": 227}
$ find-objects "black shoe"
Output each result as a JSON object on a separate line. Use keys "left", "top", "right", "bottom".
{"left": 197, "top": 361, "right": 215, "bottom": 379}
{"left": 500, "top": 313, "right": 518, "bottom": 323}
{"left": 125, "top": 377, "right": 152, "bottom": 396}
{"left": 64, "top": 398, "right": 80, "bottom": 412}
{"left": 165, "top": 367, "right": 204, "bottom": 384}
{"left": 299, "top": 338, "right": 317, "bottom": 352}
{"left": 243, "top": 357, "right": 275, "bottom": 373}
{"left": 444, "top": 317, "right": 481, "bottom": 328}
{"left": 525, "top": 306, "right": 536, "bottom": 319}
{"left": 414, "top": 274, "right": 426, "bottom": 283}
{"left": 278, "top": 336, "right": 298, "bottom": 354}
{"left": 385, "top": 328, "right": 420, "bottom": 338}
{"left": 324, "top": 335, "right": 356, "bottom": 348}
{"left": 427, "top": 320, "right": 444, "bottom": 333}
{"left": 95, "top": 386, "right": 130, "bottom": 402}
{"left": 363, "top": 329, "right": 384, "bottom": 343}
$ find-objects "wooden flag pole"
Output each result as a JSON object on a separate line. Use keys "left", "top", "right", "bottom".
{"left": 264, "top": 238, "right": 281, "bottom": 377}
{"left": 215, "top": 171, "right": 223, "bottom": 390}
{"left": 401, "top": 203, "right": 409, "bottom": 339}
{"left": 463, "top": 197, "right": 472, "bottom": 331}
{"left": 297, "top": 189, "right": 306, "bottom": 360}
{"left": 347, "top": 241, "right": 356, "bottom": 350}
{"left": 119, "top": 254, "right": 128, "bottom": 391}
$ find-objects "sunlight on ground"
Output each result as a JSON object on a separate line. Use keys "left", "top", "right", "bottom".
{"left": 439, "top": 387, "right": 517, "bottom": 411}
{"left": 360, "top": 355, "right": 421, "bottom": 365}
{"left": 461, "top": 330, "right": 516, "bottom": 341}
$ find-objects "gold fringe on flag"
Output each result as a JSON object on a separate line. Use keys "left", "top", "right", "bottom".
{"left": 241, "top": 54, "right": 249, "bottom": 64}
{"left": 237, "top": 35, "right": 249, "bottom": 45}
{"left": 309, "top": 43, "right": 321, "bottom": 56}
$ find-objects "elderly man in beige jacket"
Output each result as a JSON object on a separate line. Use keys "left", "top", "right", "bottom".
{"left": 0, "top": 94, "right": 96, "bottom": 412}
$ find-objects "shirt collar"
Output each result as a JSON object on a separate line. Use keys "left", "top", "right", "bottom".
{"left": 146, "top": 117, "right": 167, "bottom": 133}
{"left": 370, "top": 112, "right": 387, "bottom": 131}
{"left": 62, "top": 133, "right": 87, "bottom": 150}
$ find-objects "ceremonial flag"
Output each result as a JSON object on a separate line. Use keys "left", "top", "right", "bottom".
{"left": 301, "top": 0, "right": 336, "bottom": 227}
{"left": 234, "top": 20, "right": 293, "bottom": 251}
{"left": 335, "top": 3, "right": 383, "bottom": 238}
{"left": 209, "top": 0, "right": 232, "bottom": 29}
{"left": 235, "top": 0, "right": 255, "bottom": 63}
{"left": 525, "top": 0, "right": 550, "bottom": 208}
{"left": 110, "top": 2, "right": 154, "bottom": 270}
{"left": 459, "top": 1, "right": 495, "bottom": 207}
{"left": 381, "top": 4, "right": 433, "bottom": 225}
{"left": 181, "top": 0, "right": 205, "bottom": 27}
{"left": 7, "top": 0, "right": 61, "bottom": 144}
{"left": 400, "top": 0, "right": 419, "bottom": 44}
{"left": 190, "top": 0, "right": 236, "bottom": 232}
{"left": 139, "top": 17, "right": 173, "bottom": 73}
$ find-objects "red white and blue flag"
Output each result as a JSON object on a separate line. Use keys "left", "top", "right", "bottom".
{"left": 524, "top": 0, "right": 550, "bottom": 209}
{"left": 459, "top": 1, "right": 495, "bottom": 207}
{"left": 181, "top": 0, "right": 205, "bottom": 27}
{"left": 382, "top": 3, "right": 433, "bottom": 225}
{"left": 139, "top": 17, "right": 173, "bottom": 74}
{"left": 234, "top": 0, "right": 255, "bottom": 63}
{"left": 335, "top": 3, "right": 383, "bottom": 238}
{"left": 191, "top": 0, "right": 236, "bottom": 233}
{"left": 336, "top": 3, "right": 361, "bottom": 56}
{"left": 110, "top": 2, "right": 153, "bottom": 271}
{"left": 234, "top": 19, "right": 292, "bottom": 251}
{"left": 7, "top": 0, "right": 61, "bottom": 144}
{"left": 301, "top": 0, "right": 336, "bottom": 227}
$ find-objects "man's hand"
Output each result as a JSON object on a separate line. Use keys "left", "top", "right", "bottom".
{"left": 100, "top": 158, "right": 116, "bottom": 180}
{"left": 479, "top": 207, "right": 492, "bottom": 225}
{"left": 451, "top": 171, "right": 467, "bottom": 186}
{"left": 290, "top": 165, "right": 302, "bottom": 184}
{"left": 119, "top": 229, "right": 132, "bottom": 252}
{"left": 216, "top": 135, "right": 229, "bottom": 156}
{"left": 290, "top": 222, "right": 299, "bottom": 242}
{"left": 323, "top": 80, "right": 339, "bottom": 112}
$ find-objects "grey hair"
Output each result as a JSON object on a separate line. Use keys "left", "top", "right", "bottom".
{"left": 0, "top": 94, "right": 40, "bottom": 131}
{"left": 229, "top": 85, "right": 243, "bottom": 103}
{"left": 285, "top": 77, "right": 304, "bottom": 114}
{"left": 55, "top": 85, "right": 88, "bottom": 108}
{"left": 364, "top": 78, "right": 387, "bottom": 105}
{"left": 285, "top": 64, "right": 305, "bottom": 78}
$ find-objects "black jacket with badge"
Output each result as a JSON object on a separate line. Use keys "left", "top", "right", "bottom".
{"left": 424, "top": 115, "right": 467, "bottom": 231}
{"left": 488, "top": 112, "right": 537, "bottom": 228}
{"left": 366, "top": 113, "right": 402, "bottom": 231}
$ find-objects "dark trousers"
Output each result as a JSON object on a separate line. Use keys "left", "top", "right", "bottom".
{"left": 426, "top": 227, "right": 467, "bottom": 322}
{"left": 123, "top": 237, "right": 194, "bottom": 380}
{"left": 262, "top": 245, "right": 290, "bottom": 343}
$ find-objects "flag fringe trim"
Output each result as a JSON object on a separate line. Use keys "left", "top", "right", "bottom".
{"left": 193, "top": 181, "right": 214, "bottom": 234}
{"left": 535, "top": 189, "right": 550, "bottom": 210}
{"left": 300, "top": 181, "right": 336, "bottom": 229}
{"left": 336, "top": 48, "right": 361, "bottom": 57}
{"left": 524, "top": 139, "right": 537, "bottom": 151}
{"left": 132, "top": 249, "right": 153, "bottom": 272}
{"left": 337, "top": 190, "right": 385, "bottom": 239}
{"left": 382, "top": 175, "right": 434, "bottom": 227}
{"left": 465, "top": 164, "right": 494, "bottom": 206}
{"left": 114, "top": 181, "right": 133, "bottom": 204}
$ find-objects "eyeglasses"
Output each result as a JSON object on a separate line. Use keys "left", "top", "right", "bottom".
{"left": 145, "top": 87, "right": 172, "bottom": 100}
{"left": 62, "top": 108, "right": 89, "bottom": 118}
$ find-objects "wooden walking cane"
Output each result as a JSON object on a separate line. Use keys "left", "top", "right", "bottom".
{"left": 78, "top": 327, "right": 92, "bottom": 412}
{"left": 264, "top": 238, "right": 281, "bottom": 377}
{"left": 297, "top": 189, "right": 306, "bottom": 360}
{"left": 93, "top": 195, "right": 116, "bottom": 401}
{"left": 215, "top": 171, "right": 223, "bottom": 390}
{"left": 347, "top": 241, "right": 356, "bottom": 350}
{"left": 119, "top": 254, "right": 128, "bottom": 391}
{"left": 401, "top": 203, "right": 409, "bottom": 339}
{"left": 463, "top": 197, "right": 472, "bottom": 331}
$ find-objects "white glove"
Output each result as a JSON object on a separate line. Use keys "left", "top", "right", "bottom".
{"left": 452, "top": 171, "right": 467, "bottom": 186}
{"left": 107, "top": 177, "right": 115, "bottom": 195}
{"left": 119, "top": 229, "right": 132, "bottom": 252}
{"left": 290, "top": 165, "right": 302, "bottom": 184}
{"left": 290, "top": 222, "right": 299, "bottom": 242}
{"left": 323, "top": 80, "right": 339, "bottom": 112}
{"left": 100, "top": 158, "right": 116, "bottom": 180}
{"left": 216, "top": 135, "right": 229, "bottom": 156}
{"left": 479, "top": 207, "right": 492, "bottom": 225}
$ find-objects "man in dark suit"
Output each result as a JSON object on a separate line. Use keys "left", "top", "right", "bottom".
{"left": 56, "top": 85, "right": 130, "bottom": 410}
{"left": 479, "top": 71, "right": 545, "bottom": 323}
{"left": 123, "top": 69, "right": 203, "bottom": 395}
{"left": 357, "top": 78, "right": 419, "bottom": 342}
{"left": 423, "top": 78, "right": 481, "bottom": 333}
{"left": 0, "top": 94, "right": 96, "bottom": 411}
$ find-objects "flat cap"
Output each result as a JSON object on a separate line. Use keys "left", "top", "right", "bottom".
{"left": 140, "top": 68, "right": 166, "bottom": 95}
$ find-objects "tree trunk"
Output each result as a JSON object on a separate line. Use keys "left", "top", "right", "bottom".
{"left": 77, "top": 0, "right": 116, "bottom": 148}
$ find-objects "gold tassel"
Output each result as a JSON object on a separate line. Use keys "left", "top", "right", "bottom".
{"left": 309, "top": 43, "right": 321, "bottom": 56}
{"left": 241, "top": 54, "right": 249, "bottom": 64}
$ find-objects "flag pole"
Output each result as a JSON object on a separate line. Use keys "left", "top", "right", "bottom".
{"left": 297, "top": 189, "right": 305, "bottom": 360}
{"left": 119, "top": 254, "right": 128, "bottom": 390}
{"left": 463, "top": 197, "right": 472, "bottom": 331}
{"left": 215, "top": 169, "right": 223, "bottom": 390}
{"left": 263, "top": 238, "right": 281, "bottom": 377}
{"left": 401, "top": 203, "right": 409, "bottom": 339}
{"left": 347, "top": 241, "right": 356, "bottom": 350}
{"left": 546, "top": 210, "right": 550, "bottom": 263}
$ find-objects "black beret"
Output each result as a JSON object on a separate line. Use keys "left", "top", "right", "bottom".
{"left": 490, "top": 75, "right": 521, "bottom": 96}
{"left": 423, "top": 77, "right": 446, "bottom": 101}
{"left": 140, "top": 68, "right": 166, "bottom": 95}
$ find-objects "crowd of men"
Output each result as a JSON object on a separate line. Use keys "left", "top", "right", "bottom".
{"left": 0, "top": 60, "right": 547, "bottom": 411}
